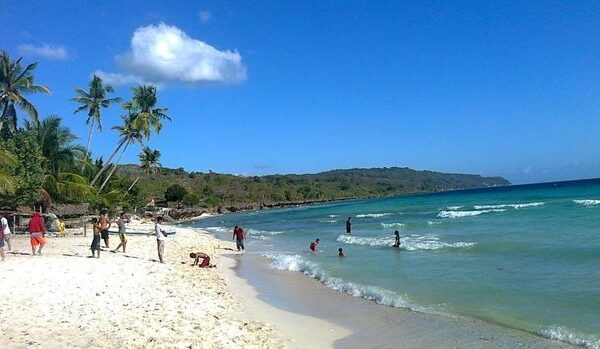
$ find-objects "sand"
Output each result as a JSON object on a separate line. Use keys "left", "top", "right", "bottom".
{"left": 0, "top": 222, "right": 286, "bottom": 349}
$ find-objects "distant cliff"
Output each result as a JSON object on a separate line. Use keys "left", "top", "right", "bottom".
{"left": 117, "top": 166, "right": 510, "bottom": 213}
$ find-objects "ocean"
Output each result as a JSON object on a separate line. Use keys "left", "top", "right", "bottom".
{"left": 187, "top": 179, "right": 600, "bottom": 348}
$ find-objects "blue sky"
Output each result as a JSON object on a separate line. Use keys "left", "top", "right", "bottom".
{"left": 2, "top": 1, "right": 600, "bottom": 184}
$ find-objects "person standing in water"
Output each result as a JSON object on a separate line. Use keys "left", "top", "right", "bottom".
{"left": 233, "top": 226, "right": 245, "bottom": 252}
{"left": 393, "top": 230, "right": 401, "bottom": 248}
{"left": 338, "top": 248, "right": 345, "bottom": 257}
{"left": 310, "top": 238, "right": 320, "bottom": 252}
{"left": 346, "top": 217, "right": 352, "bottom": 234}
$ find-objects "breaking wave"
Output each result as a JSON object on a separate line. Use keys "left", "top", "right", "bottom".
{"left": 380, "top": 222, "right": 405, "bottom": 229}
{"left": 264, "top": 252, "right": 412, "bottom": 308}
{"left": 540, "top": 327, "right": 600, "bottom": 349}
{"left": 437, "top": 209, "right": 506, "bottom": 218}
{"left": 356, "top": 213, "right": 392, "bottom": 218}
{"left": 473, "top": 202, "right": 545, "bottom": 210}
{"left": 336, "top": 234, "right": 475, "bottom": 251}
{"left": 446, "top": 206, "right": 463, "bottom": 210}
{"left": 573, "top": 199, "right": 600, "bottom": 207}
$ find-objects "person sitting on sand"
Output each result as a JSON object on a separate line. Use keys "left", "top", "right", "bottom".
{"left": 155, "top": 217, "right": 167, "bottom": 263}
{"left": 90, "top": 218, "right": 101, "bottom": 258}
{"left": 310, "top": 238, "right": 320, "bottom": 252}
{"left": 393, "top": 230, "right": 401, "bottom": 248}
{"left": 338, "top": 248, "right": 345, "bottom": 257}
{"left": 190, "top": 252, "right": 216, "bottom": 268}
{"left": 28, "top": 212, "right": 46, "bottom": 256}
{"left": 113, "top": 212, "right": 129, "bottom": 253}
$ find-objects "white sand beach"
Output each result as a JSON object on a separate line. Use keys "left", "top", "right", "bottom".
{"left": 0, "top": 221, "right": 291, "bottom": 349}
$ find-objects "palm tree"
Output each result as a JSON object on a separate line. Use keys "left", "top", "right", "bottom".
{"left": 122, "top": 85, "right": 170, "bottom": 140}
{"left": 25, "top": 116, "right": 93, "bottom": 202}
{"left": 71, "top": 75, "right": 122, "bottom": 170}
{"left": 0, "top": 51, "right": 51, "bottom": 133}
{"left": 127, "top": 146, "right": 161, "bottom": 191}
{"left": 91, "top": 85, "right": 170, "bottom": 187}
{"left": 98, "top": 116, "right": 144, "bottom": 191}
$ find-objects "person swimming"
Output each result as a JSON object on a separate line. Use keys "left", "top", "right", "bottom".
{"left": 338, "top": 248, "right": 345, "bottom": 257}
{"left": 393, "top": 230, "right": 401, "bottom": 248}
{"left": 310, "top": 238, "right": 320, "bottom": 252}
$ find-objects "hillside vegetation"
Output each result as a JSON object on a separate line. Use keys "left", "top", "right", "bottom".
{"left": 118, "top": 165, "right": 510, "bottom": 211}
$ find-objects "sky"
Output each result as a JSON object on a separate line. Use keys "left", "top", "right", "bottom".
{"left": 1, "top": 1, "right": 600, "bottom": 184}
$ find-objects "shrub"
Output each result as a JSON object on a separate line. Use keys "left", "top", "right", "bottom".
{"left": 164, "top": 184, "right": 187, "bottom": 202}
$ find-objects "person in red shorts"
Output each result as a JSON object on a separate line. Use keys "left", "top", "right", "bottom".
{"left": 28, "top": 212, "right": 46, "bottom": 255}
{"left": 190, "top": 252, "right": 216, "bottom": 268}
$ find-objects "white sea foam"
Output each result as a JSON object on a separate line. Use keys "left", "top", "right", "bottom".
{"left": 573, "top": 199, "right": 600, "bottom": 207}
{"left": 356, "top": 213, "right": 392, "bottom": 218}
{"left": 446, "top": 206, "right": 463, "bottom": 210}
{"left": 336, "top": 234, "right": 475, "bottom": 251}
{"left": 473, "top": 202, "right": 545, "bottom": 210}
{"left": 264, "top": 252, "right": 411, "bottom": 308}
{"left": 427, "top": 221, "right": 442, "bottom": 225}
{"left": 437, "top": 209, "right": 506, "bottom": 218}
{"left": 380, "top": 222, "right": 405, "bottom": 229}
{"left": 205, "top": 226, "right": 231, "bottom": 234}
{"left": 540, "top": 327, "right": 600, "bottom": 349}
{"left": 328, "top": 214, "right": 339, "bottom": 218}
{"left": 205, "top": 226, "right": 283, "bottom": 239}
{"left": 246, "top": 229, "right": 284, "bottom": 236}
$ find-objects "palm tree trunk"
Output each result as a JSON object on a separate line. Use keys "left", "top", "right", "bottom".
{"left": 0, "top": 100, "right": 9, "bottom": 133}
{"left": 99, "top": 142, "right": 129, "bottom": 191}
{"left": 127, "top": 177, "right": 140, "bottom": 192}
{"left": 81, "top": 118, "right": 95, "bottom": 172}
{"left": 90, "top": 138, "right": 126, "bottom": 186}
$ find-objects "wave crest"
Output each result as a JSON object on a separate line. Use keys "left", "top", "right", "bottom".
{"left": 380, "top": 222, "right": 405, "bottom": 229}
{"left": 336, "top": 234, "right": 475, "bottom": 251}
{"left": 356, "top": 213, "right": 392, "bottom": 218}
{"left": 573, "top": 199, "right": 600, "bottom": 207}
{"left": 473, "top": 202, "right": 544, "bottom": 210}
{"left": 437, "top": 209, "right": 506, "bottom": 218}
{"left": 540, "top": 327, "right": 600, "bottom": 349}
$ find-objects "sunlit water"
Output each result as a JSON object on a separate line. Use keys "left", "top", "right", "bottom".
{"left": 188, "top": 179, "right": 600, "bottom": 348}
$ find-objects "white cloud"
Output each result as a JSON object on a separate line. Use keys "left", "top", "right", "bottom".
{"left": 93, "top": 70, "right": 147, "bottom": 86}
{"left": 102, "top": 23, "right": 246, "bottom": 86}
{"left": 17, "top": 44, "right": 69, "bottom": 60}
{"left": 198, "top": 10, "right": 212, "bottom": 23}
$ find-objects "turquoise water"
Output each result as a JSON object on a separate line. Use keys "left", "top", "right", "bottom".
{"left": 189, "top": 179, "right": 600, "bottom": 348}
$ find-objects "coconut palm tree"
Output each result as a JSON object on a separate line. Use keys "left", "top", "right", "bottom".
{"left": 91, "top": 85, "right": 170, "bottom": 187}
{"left": 71, "top": 75, "right": 122, "bottom": 170}
{"left": 127, "top": 146, "right": 161, "bottom": 191}
{"left": 122, "top": 85, "right": 170, "bottom": 140}
{"left": 25, "top": 116, "right": 93, "bottom": 202}
{"left": 0, "top": 51, "right": 51, "bottom": 133}
{"left": 98, "top": 116, "right": 144, "bottom": 191}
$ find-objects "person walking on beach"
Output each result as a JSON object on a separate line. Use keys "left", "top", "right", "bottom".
{"left": 155, "top": 217, "right": 167, "bottom": 263}
{"left": 28, "top": 212, "right": 46, "bottom": 255}
{"left": 393, "top": 230, "right": 401, "bottom": 248}
{"left": 310, "top": 238, "right": 320, "bottom": 252}
{"left": 113, "top": 212, "right": 129, "bottom": 253}
{"left": 233, "top": 226, "right": 245, "bottom": 252}
{"left": 99, "top": 211, "right": 111, "bottom": 248}
{"left": 1, "top": 213, "right": 12, "bottom": 251}
{"left": 346, "top": 217, "right": 352, "bottom": 234}
{"left": 90, "top": 218, "right": 101, "bottom": 258}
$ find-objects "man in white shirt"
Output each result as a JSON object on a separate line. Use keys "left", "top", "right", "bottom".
{"left": 154, "top": 216, "right": 167, "bottom": 263}
{"left": 1, "top": 213, "right": 11, "bottom": 251}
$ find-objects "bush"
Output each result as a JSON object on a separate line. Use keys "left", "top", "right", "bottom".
{"left": 164, "top": 184, "right": 187, "bottom": 202}
{"left": 182, "top": 191, "right": 200, "bottom": 206}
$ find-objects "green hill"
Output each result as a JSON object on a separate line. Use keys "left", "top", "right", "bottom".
{"left": 117, "top": 166, "right": 510, "bottom": 212}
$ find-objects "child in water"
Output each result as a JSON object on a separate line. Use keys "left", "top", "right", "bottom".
{"left": 393, "top": 230, "right": 401, "bottom": 248}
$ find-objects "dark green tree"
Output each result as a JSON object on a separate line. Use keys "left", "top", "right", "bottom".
{"left": 165, "top": 184, "right": 187, "bottom": 202}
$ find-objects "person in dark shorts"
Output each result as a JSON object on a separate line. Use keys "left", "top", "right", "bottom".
{"left": 99, "top": 211, "right": 111, "bottom": 248}
{"left": 346, "top": 217, "right": 352, "bottom": 234}
{"left": 113, "top": 212, "right": 129, "bottom": 253}
{"left": 310, "top": 238, "right": 320, "bottom": 252}
{"left": 90, "top": 218, "right": 101, "bottom": 258}
{"left": 393, "top": 230, "right": 401, "bottom": 248}
{"left": 190, "top": 252, "right": 216, "bottom": 268}
{"left": 233, "top": 226, "right": 245, "bottom": 252}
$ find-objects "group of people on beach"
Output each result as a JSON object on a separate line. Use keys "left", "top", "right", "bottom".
{"left": 89, "top": 211, "right": 130, "bottom": 258}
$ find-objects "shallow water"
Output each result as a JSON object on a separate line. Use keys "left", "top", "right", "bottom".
{"left": 189, "top": 179, "right": 600, "bottom": 348}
